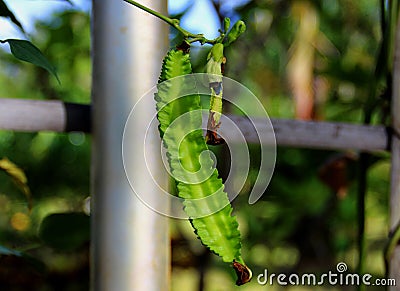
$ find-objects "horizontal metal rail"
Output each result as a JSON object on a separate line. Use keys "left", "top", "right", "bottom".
{"left": 0, "top": 98, "right": 91, "bottom": 132}
{"left": 0, "top": 98, "right": 389, "bottom": 152}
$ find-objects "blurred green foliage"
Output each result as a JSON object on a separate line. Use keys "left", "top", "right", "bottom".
{"left": 0, "top": 9, "right": 91, "bottom": 291}
{"left": 0, "top": 0, "right": 393, "bottom": 290}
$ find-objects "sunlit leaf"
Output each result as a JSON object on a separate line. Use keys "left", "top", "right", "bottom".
{"left": 287, "top": 1, "right": 318, "bottom": 120}
{"left": 0, "top": 158, "right": 32, "bottom": 209}
{"left": 0, "top": 0, "right": 24, "bottom": 32}
{"left": 39, "top": 212, "right": 90, "bottom": 251}
{"left": 1, "top": 39, "right": 60, "bottom": 84}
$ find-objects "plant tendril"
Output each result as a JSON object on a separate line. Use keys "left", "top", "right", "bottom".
{"left": 122, "top": 0, "right": 225, "bottom": 45}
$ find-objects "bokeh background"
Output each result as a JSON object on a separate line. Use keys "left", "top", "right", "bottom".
{"left": 0, "top": 0, "right": 392, "bottom": 290}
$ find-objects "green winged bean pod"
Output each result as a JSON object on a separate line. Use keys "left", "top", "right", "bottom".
{"left": 205, "top": 43, "right": 225, "bottom": 145}
{"left": 155, "top": 43, "right": 252, "bottom": 285}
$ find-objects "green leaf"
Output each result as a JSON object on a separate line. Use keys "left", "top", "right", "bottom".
{"left": 40, "top": 0, "right": 74, "bottom": 4}
{"left": 1, "top": 39, "right": 60, "bottom": 84}
{"left": 0, "top": 245, "right": 46, "bottom": 272}
{"left": 0, "top": 0, "right": 24, "bottom": 32}
{"left": 38, "top": 212, "right": 90, "bottom": 251}
{"left": 0, "top": 245, "right": 24, "bottom": 257}
{"left": 58, "top": 0, "right": 74, "bottom": 5}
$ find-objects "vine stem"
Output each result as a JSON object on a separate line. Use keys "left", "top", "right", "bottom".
{"left": 122, "top": 0, "right": 223, "bottom": 45}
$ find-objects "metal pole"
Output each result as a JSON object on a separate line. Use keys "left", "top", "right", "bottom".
{"left": 91, "top": 0, "right": 169, "bottom": 290}
{"left": 389, "top": 11, "right": 400, "bottom": 290}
